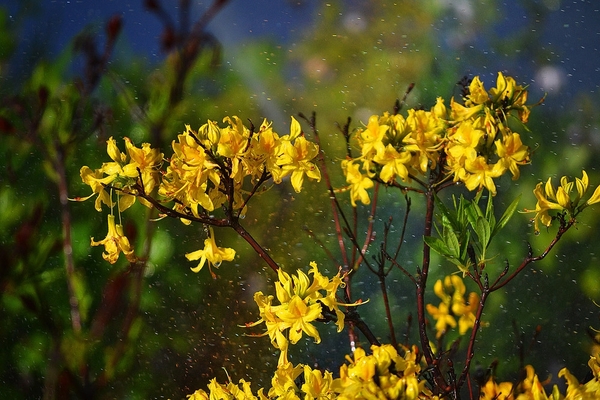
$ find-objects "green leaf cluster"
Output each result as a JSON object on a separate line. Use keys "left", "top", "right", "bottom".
{"left": 425, "top": 192, "right": 520, "bottom": 276}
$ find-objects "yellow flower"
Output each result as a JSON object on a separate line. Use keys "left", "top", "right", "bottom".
{"left": 480, "top": 377, "right": 513, "bottom": 400}
{"left": 495, "top": 132, "right": 529, "bottom": 180}
{"left": 446, "top": 119, "right": 484, "bottom": 163}
{"left": 186, "top": 388, "right": 209, "bottom": 400}
{"left": 467, "top": 76, "right": 489, "bottom": 105}
{"left": 341, "top": 159, "right": 374, "bottom": 206}
{"left": 301, "top": 365, "right": 334, "bottom": 399}
{"left": 249, "top": 118, "right": 282, "bottom": 180}
{"left": 77, "top": 166, "right": 116, "bottom": 211}
{"left": 76, "top": 137, "right": 162, "bottom": 213}
{"left": 90, "top": 214, "right": 136, "bottom": 264}
{"left": 489, "top": 72, "right": 515, "bottom": 103}
{"left": 185, "top": 227, "right": 236, "bottom": 275}
{"left": 427, "top": 276, "right": 479, "bottom": 338}
{"left": 246, "top": 262, "right": 361, "bottom": 366}
{"left": 587, "top": 184, "right": 600, "bottom": 206}
{"left": 517, "top": 365, "right": 551, "bottom": 400}
{"left": 219, "top": 116, "right": 250, "bottom": 181}
{"left": 279, "top": 136, "right": 321, "bottom": 193}
{"left": 559, "top": 367, "right": 587, "bottom": 400}
{"left": 450, "top": 97, "right": 484, "bottom": 121}
{"left": 358, "top": 115, "right": 388, "bottom": 158}
{"left": 277, "top": 295, "right": 323, "bottom": 344}
{"left": 489, "top": 72, "right": 531, "bottom": 122}
{"left": 426, "top": 301, "right": 456, "bottom": 338}
{"left": 372, "top": 144, "right": 411, "bottom": 183}
{"left": 403, "top": 107, "right": 445, "bottom": 173}
{"left": 463, "top": 156, "right": 505, "bottom": 195}
{"left": 526, "top": 180, "right": 565, "bottom": 233}
{"left": 123, "top": 137, "right": 163, "bottom": 194}
{"left": 268, "top": 361, "right": 303, "bottom": 398}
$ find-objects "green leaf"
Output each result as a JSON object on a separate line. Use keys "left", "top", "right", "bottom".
{"left": 423, "top": 236, "right": 449, "bottom": 256}
{"left": 443, "top": 225, "right": 461, "bottom": 258}
{"left": 434, "top": 193, "right": 460, "bottom": 231}
{"left": 485, "top": 194, "right": 496, "bottom": 231}
{"left": 475, "top": 216, "right": 491, "bottom": 250}
{"left": 464, "top": 198, "right": 484, "bottom": 231}
{"left": 493, "top": 194, "right": 521, "bottom": 237}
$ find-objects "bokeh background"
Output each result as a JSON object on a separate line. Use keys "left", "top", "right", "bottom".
{"left": 1, "top": 0, "right": 600, "bottom": 398}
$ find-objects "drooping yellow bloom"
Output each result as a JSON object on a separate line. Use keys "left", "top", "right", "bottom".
{"left": 78, "top": 166, "right": 116, "bottom": 211}
{"left": 90, "top": 214, "right": 136, "bottom": 264}
{"left": 185, "top": 227, "right": 236, "bottom": 275}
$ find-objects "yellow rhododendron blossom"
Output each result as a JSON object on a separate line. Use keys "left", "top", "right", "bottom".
{"left": 358, "top": 115, "right": 388, "bottom": 158}
{"left": 278, "top": 135, "right": 321, "bottom": 193}
{"left": 268, "top": 361, "right": 303, "bottom": 398}
{"left": 341, "top": 159, "right": 374, "bottom": 206}
{"left": 185, "top": 227, "right": 236, "bottom": 275}
{"left": 90, "top": 214, "right": 136, "bottom": 264}
{"left": 479, "top": 377, "right": 514, "bottom": 400}
{"left": 301, "top": 365, "right": 334, "bottom": 399}
{"left": 495, "top": 132, "right": 529, "bottom": 180}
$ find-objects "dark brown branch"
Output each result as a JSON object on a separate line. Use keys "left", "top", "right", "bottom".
{"left": 491, "top": 218, "right": 575, "bottom": 291}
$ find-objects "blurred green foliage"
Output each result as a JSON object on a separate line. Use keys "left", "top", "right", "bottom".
{"left": 1, "top": 0, "right": 600, "bottom": 399}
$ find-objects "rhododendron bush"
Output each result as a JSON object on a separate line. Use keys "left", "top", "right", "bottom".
{"left": 74, "top": 72, "right": 600, "bottom": 399}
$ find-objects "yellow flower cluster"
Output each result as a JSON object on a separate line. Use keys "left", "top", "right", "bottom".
{"left": 187, "top": 344, "right": 425, "bottom": 400}
{"left": 76, "top": 137, "right": 163, "bottom": 263}
{"left": 333, "top": 344, "right": 424, "bottom": 400}
{"left": 187, "top": 354, "right": 600, "bottom": 399}
{"left": 425, "top": 275, "right": 479, "bottom": 339}
{"left": 525, "top": 170, "right": 600, "bottom": 233}
{"left": 76, "top": 117, "right": 321, "bottom": 266}
{"left": 341, "top": 100, "right": 446, "bottom": 206}
{"left": 341, "top": 72, "right": 532, "bottom": 205}
{"left": 245, "top": 262, "right": 360, "bottom": 367}
{"left": 159, "top": 116, "right": 320, "bottom": 220}
{"left": 481, "top": 358, "right": 600, "bottom": 400}
{"left": 79, "top": 136, "right": 163, "bottom": 213}
{"left": 446, "top": 73, "right": 530, "bottom": 195}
